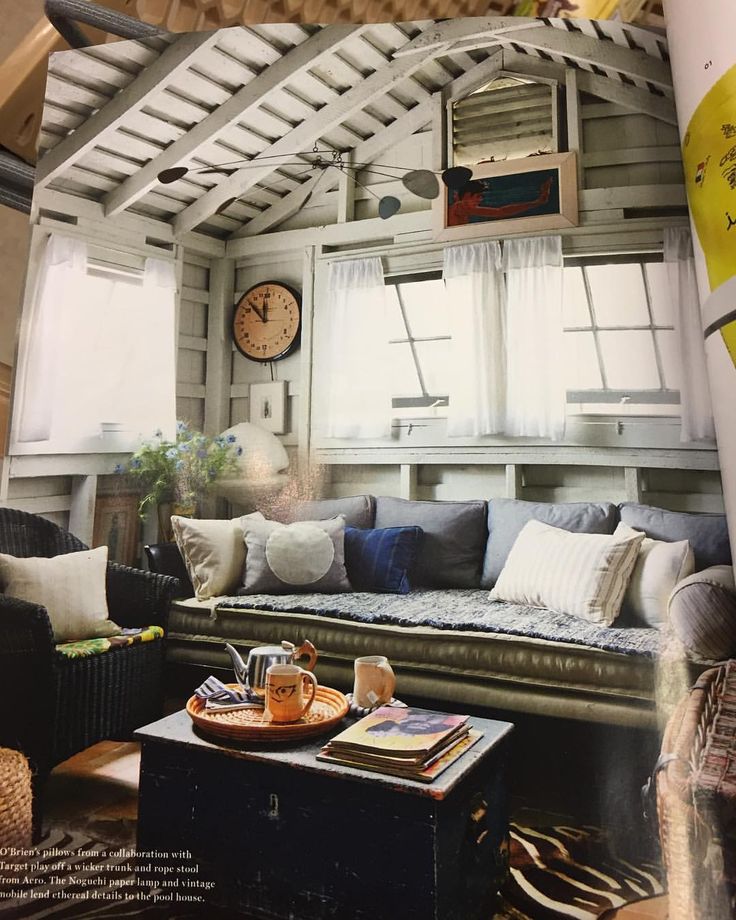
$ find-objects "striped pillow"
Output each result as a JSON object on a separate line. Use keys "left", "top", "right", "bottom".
{"left": 489, "top": 520, "right": 645, "bottom": 626}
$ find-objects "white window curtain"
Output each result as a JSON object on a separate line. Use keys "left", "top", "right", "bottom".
{"left": 15, "top": 233, "right": 87, "bottom": 442}
{"left": 504, "top": 235, "right": 566, "bottom": 440}
{"left": 322, "top": 257, "right": 392, "bottom": 439}
{"left": 14, "top": 236, "right": 177, "bottom": 450}
{"left": 443, "top": 241, "right": 505, "bottom": 436}
{"left": 664, "top": 227, "right": 715, "bottom": 442}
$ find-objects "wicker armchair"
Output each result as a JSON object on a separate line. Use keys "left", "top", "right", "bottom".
{"left": 0, "top": 507, "right": 178, "bottom": 833}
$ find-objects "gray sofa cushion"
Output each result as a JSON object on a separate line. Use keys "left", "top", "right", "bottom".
{"left": 481, "top": 498, "right": 619, "bottom": 588}
{"left": 619, "top": 503, "right": 731, "bottom": 571}
{"left": 668, "top": 565, "right": 736, "bottom": 660}
{"left": 287, "top": 495, "right": 375, "bottom": 530}
{"left": 374, "top": 496, "right": 487, "bottom": 588}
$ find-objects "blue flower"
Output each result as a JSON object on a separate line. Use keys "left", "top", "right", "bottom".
{"left": 130, "top": 458, "right": 142, "bottom": 469}
{"left": 176, "top": 420, "right": 188, "bottom": 433}
{"left": 226, "top": 434, "right": 237, "bottom": 443}
{"left": 114, "top": 464, "right": 124, "bottom": 474}
{"left": 165, "top": 448, "right": 178, "bottom": 459}
{"left": 197, "top": 449, "right": 207, "bottom": 459}
{"left": 154, "top": 429, "right": 163, "bottom": 438}
{"left": 214, "top": 435, "right": 225, "bottom": 447}
{"left": 176, "top": 460, "right": 184, "bottom": 470}
{"left": 236, "top": 446, "right": 243, "bottom": 456}
{"left": 178, "top": 442, "right": 190, "bottom": 453}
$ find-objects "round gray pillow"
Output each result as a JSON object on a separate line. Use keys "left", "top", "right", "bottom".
{"left": 667, "top": 565, "right": 736, "bottom": 660}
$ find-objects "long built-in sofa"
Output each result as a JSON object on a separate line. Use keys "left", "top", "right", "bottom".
{"left": 163, "top": 495, "right": 734, "bottom": 729}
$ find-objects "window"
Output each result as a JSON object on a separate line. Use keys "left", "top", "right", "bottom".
{"left": 563, "top": 255, "right": 680, "bottom": 416}
{"left": 386, "top": 273, "right": 450, "bottom": 413}
{"left": 12, "top": 233, "right": 177, "bottom": 453}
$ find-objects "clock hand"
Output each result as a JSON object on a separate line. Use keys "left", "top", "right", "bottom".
{"left": 251, "top": 303, "right": 266, "bottom": 323}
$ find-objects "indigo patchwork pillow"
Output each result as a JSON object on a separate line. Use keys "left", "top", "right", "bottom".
{"left": 238, "top": 515, "right": 352, "bottom": 594}
{"left": 344, "top": 526, "right": 423, "bottom": 594}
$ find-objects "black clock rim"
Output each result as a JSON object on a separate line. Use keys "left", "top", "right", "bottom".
{"left": 232, "top": 281, "right": 302, "bottom": 363}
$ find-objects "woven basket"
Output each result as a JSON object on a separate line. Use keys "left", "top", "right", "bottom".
{"left": 656, "top": 661, "right": 736, "bottom": 920}
{"left": 0, "top": 747, "right": 33, "bottom": 848}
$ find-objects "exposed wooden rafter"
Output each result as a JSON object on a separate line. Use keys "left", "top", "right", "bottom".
{"left": 35, "top": 32, "right": 219, "bottom": 192}
{"left": 394, "top": 18, "right": 672, "bottom": 92}
{"left": 171, "top": 42, "right": 450, "bottom": 237}
{"left": 104, "top": 25, "right": 366, "bottom": 218}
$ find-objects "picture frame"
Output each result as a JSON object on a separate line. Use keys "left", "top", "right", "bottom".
{"left": 249, "top": 380, "right": 288, "bottom": 434}
{"left": 433, "top": 151, "right": 579, "bottom": 243}
{"left": 92, "top": 493, "right": 140, "bottom": 568}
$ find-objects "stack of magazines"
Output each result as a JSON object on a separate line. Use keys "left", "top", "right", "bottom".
{"left": 317, "top": 706, "right": 482, "bottom": 782}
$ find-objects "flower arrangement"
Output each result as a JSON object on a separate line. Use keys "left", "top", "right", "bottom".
{"left": 116, "top": 420, "right": 242, "bottom": 518}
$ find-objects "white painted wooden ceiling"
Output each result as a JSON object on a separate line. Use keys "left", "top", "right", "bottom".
{"left": 36, "top": 18, "right": 672, "bottom": 241}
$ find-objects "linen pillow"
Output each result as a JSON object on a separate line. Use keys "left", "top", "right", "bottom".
{"left": 667, "top": 565, "right": 736, "bottom": 660}
{"left": 482, "top": 498, "right": 619, "bottom": 589}
{"left": 614, "top": 522, "right": 695, "bottom": 628}
{"left": 373, "top": 497, "right": 487, "bottom": 588}
{"left": 0, "top": 546, "right": 119, "bottom": 643}
{"left": 344, "top": 526, "right": 423, "bottom": 594}
{"left": 238, "top": 516, "right": 351, "bottom": 594}
{"left": 489, "top": 520, "right": 644, "bottom": 626}
{"left": 172, "top": 512, "right": 263, "bottom": 600}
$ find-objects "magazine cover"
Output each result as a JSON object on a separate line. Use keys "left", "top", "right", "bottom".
{"left": 0, "top": 1, "right": 734, "bottom": 918}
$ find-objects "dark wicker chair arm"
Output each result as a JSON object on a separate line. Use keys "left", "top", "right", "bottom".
{"left": 0, "top": 594, "right": 55, "bottom": 765}
{"left": 105, "top": 563, "right": 179, "bottom": 629}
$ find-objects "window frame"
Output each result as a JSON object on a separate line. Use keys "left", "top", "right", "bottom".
{"left": 563, "top": 251, "right": 680, "bottom": 411}
{"left": 385, "top": 270, "right": 450, "bottom": 411}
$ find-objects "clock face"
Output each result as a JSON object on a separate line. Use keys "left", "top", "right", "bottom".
{"left": 232, "top": 282, "right": 301, "bottom": 362}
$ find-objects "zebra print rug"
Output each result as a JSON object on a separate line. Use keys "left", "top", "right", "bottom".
{"left": 0, "top": 824, "right": 663, "bottom": 919}
{"left": 499, "top": 824, "right": 665, "bottom": 919}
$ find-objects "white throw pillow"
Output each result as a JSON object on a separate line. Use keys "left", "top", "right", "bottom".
{"left": 614, "top": 522, "right": 694, "bottom": 628}
{"left": 0, "top": 546, "right": 118, "bottom": 642}
{"left": 172, "top": 512, "right": 264, "bottom": 600}
{"left": 490, "top": 520, "right": 644, "bottom": 626}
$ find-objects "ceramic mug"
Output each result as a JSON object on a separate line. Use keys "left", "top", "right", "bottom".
{"left": 353, "top": 655, "right": 396, "bottom": 709}
{"left": 264, "top": 663, "right": 318, "bottom": 723}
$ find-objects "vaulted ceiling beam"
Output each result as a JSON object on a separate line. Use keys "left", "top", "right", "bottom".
{"left": 35, "top": 32, "right": 219, "bottom": 192}
{"left": 172, "top": 42, "right": 449, "bottom": 237}
{"left": 104, "top": 25, "right": 365, "bottom": 217}
{"left": 394, "top": 18, "right": 672, "bottom": 91}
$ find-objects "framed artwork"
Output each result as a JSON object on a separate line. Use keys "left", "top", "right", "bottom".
{"left": 250, "top": 380, "right": 288, "bottom": 434}
{"left": 433, "top": 152, "right": 579, "bottom": 243}
{"left": 93, "top": 493, "right": 140, "bottom": 567}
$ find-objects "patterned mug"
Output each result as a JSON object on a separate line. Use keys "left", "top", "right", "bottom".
{"left": 264, "top": 663, "right": 318, "bottom": 723}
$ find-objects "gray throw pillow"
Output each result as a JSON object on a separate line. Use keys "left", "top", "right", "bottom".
{"left": 481, "top": 498, "right": 619, "bottom": 588}
{"left": 287, "top": 495, "right": 375, "bottom": 530}
{"left": 668, "top": 565, "right": 736, "bottom": 660}
{"left": 238, "top": 516, "right": 352, "bottom": 595}
{"left": 619, "top": 503, "right": 731, "bottom": 572}
{"left": 373, "top": 496, "right": 487, "bottom": 588}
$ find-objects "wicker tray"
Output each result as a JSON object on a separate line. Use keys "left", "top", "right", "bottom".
{"left": 186, "top": 684, "right": 349, "bottom": 743}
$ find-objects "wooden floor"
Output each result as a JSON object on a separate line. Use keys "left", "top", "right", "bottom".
{"left": 44, "top": 740, "right": 141, "bottom": 847}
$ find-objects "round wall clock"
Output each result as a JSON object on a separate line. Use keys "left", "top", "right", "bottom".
{"left": 232, "top": 281, "right": 301, "bottom": 362}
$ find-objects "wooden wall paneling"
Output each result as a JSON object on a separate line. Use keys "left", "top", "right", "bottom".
{"left": 69, "top": 474, "right": 97, "bottom": 545}
{"left": 205, "top": 257, "right": 235, "bottom": 436}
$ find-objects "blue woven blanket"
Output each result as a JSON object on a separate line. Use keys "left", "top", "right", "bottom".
{"left": 219, "top": 589, "right": 660, "bottom": 658}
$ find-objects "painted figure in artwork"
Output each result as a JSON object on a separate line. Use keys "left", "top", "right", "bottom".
{"left": 447, "top": 177, "right": 553, "bottom": 226}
